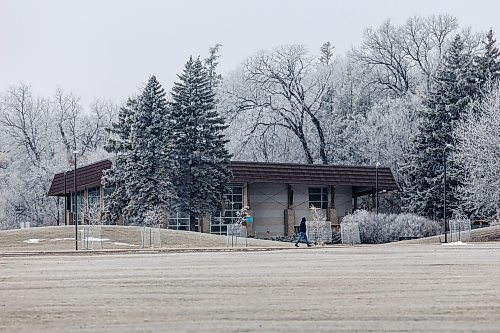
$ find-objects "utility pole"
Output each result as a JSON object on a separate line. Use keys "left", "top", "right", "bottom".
{"left": 376, "top": 162, "right": 380, "bottom": 214}
{"left": 443, "top": 144, "right": 453, "bottom": 243}
{"left": 74, "top": 150, "right": 78, "bottom": 250}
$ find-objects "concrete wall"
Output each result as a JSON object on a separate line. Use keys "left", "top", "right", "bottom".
{"left": 333, "top": 185, "right": 353, "bottom": 221}
{"left": 249, "top": 183, "right": 339, "bottom": 237}
{"left": 248, "top": 183, "right": 288, "bottom": 237}
{"left": 77, "top": 182, "right": 353, "bottom": 235}
{"left": 290, "top": 184, "right": 310, "bottom": 225}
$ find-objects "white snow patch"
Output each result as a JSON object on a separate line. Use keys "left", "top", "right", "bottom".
{"left": 108, "top": 242, "right": 138, "bottom": 247}
{"left": 442, "top": 241, "right": 468, "bottom": 246}
{"left": 24, "top": 239, "right": 44, "bottom": 244}
{"left": 50, "top": 238, "right": 75, "bottom": 241}
{"left": 84, "top": 237, "right": 110, "bottom": 242}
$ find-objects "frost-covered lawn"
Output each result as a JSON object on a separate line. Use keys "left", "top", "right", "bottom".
{"left": 0, "top": 225, "right": 294, "bottom": 251}
{"left": 0, "top": 243, "right": 499, "bottom": 333}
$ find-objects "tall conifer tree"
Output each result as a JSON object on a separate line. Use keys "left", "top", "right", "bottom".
{"left": 402, "top": 35, "right": 477, "bottom": 218}
{"left": 103, "top": 76, "right": 175, "bottom": 224}
{"left": 102, "top": 98, "right": 136, "bottom": 224}
{"left": 475, "top": 28, "right": 500, "bottom": 88}
{"left": 170, "top": 56, "right": 232, "bottom": 231}
{"left": 204, "top": 44, "right": 223, "bottom": 89}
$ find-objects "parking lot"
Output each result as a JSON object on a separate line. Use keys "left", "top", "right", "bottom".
{"left": 1, "top": 243, "right": 499, "bottom": 333}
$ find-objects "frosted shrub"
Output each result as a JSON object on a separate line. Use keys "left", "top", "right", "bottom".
{"left": 340, "top": 221, "right": 361, "bottom": 245}
{"left": 141, "top": 208, "right": 164, "bottom": 248}
{"left": 307, "top": 206, "right": 332, "bottom": 245}
{"left": 144, "top": 208, "right": 165, "bottom": 228}
{"left": 83, "top": 195, "right": 102, "bottom": 226}
{"left": 393, "top": 214, "right": 442, "bottom": 239}
{"left": 342, "top": 210, "right": 442, "bottom": 244}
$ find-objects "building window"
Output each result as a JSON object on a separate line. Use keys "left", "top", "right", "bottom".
{"left": 309, "top": 187, "right": 328, "bottom": 209}
{"left": 167, "top": 211, "right": 199, "bottom": 231}
{"left": 88, "top": 187, "right": 100, "bottom": 210}
{"left": 71, "top": 191, "right": 85, "bottom": 224}
{"left": 210, "top": 185, "right": 243, "bottom": 235}
{"left": 87, "top": 187, "right": 101, "bottom": 223}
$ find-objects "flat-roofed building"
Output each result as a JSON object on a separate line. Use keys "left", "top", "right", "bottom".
{"left": 48, "top": 160, "right": 398, "bottom": 237}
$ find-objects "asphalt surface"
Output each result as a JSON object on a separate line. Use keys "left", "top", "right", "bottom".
{"left": 1, "top": 242, "right": 499, "bottom": 332}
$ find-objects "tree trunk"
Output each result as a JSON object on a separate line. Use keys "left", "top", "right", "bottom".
{"left": 308, "top": 113, "right": 328, "bottom": 164}
{"left": 190, "top": 214, "right": 197, "bottom": 232}
{"left": 298, "top": 135, "right": 314, "bottom": 164}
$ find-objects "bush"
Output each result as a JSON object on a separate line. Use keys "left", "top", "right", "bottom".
{"left": 342, "top": 210, "right": 442, "bottom": 244}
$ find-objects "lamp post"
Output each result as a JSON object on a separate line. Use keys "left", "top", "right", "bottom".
{"left": 74, "top": 150, "right": 78, "bottom": 251}
{"left": 375, "top": 162, "right": 380, "bottom": 214}
{"left": 443, "top": 144, "right": 453, "bottom": 243}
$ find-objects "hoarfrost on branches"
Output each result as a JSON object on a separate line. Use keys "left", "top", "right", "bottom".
{"left": 454, "top": 85, "right": 500, "bottom": 223}
{"left": 144, "top": 208, "right": 166, "bottom": 228}
{"left": 342, "top": 210, "right": 442, "bottom": 244}
{"left": 306, "top": 206, "right": 332, "bottom": 245}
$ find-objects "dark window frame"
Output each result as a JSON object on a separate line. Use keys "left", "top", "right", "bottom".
{"left": 308, "top": 187, "right": 328, "bottom": 209}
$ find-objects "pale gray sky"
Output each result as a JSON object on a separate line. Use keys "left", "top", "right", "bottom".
{"left": 1, "top": 0, "right": 498, "bottom": 106}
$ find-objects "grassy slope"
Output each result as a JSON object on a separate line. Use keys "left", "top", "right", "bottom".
{"left": 396, "top": 224, "right": 500, "bottom": 244}
{"left": 0, "top": 225, "right": 294, "bottom": 252}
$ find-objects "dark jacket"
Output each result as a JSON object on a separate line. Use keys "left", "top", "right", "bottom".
{"left": 299, "top": 220, "right": 307, "bottom": 233}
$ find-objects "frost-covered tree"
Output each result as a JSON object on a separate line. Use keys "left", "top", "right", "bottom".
{"left": 402, "top": 35, "right": 478, "bottom": 218}
{"left": 358, "top": 94, "right": 422, "bottom": 184}
{"left": 0, "top": 83, "right": 117, "bottom": 229}
{"left": 474, "top": 28, "right": 500, "bottom": 90}
{"left": 104, "top": 76, "right": 175, "bottom": 224}
{"left": 102, "top": 98, "right": 136, "bottom": 224}
{"left": 0, "top": 84, "right": 60, "bottom": 228}
{"left": 353, "top": 15, "right": 459, "bottom": 96}
{"left": 221, "top": 44, "right": 334, "bottom": 164}
{"left": 170, "top": 56, "right": 232, "bottom": 231}
{"left": 324, "top": 58, "right": 373, "bottom": 165}
{"left": 320, "top": 41, "right": 334, "bottom": 65}
{"left": 53, "top": 88, "right": 116, "bottom": 167}
{"left": 454, "top": 85, "right": 500, "bottom": 221}
{"left": 204, "top": 43, "right": 223, "bottom": 89}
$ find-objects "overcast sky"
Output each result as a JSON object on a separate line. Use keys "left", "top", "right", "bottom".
{"left": 1, "top": 0, "right": 498, "bottom": 107}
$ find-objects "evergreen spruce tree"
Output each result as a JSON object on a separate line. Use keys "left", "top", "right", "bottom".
{"left": 170, "top": 56, "right": 232, "bottom": 231}
{"left": 401, "top": 35, "right": 478, "bottom": 219}
{"left": 475, "top": 28, "right": 500, "bottom": 88}
{"left": 320, "top": 41, "right": 334, "bottom": 65}
{"left": 204, "top": 44, "right": 223, "bottom": 89}
{"left": 103, "top": 76, "right": 175, "bottom": 224}
{"left": 102, "top": 98, "right": 136, "bottom": 224}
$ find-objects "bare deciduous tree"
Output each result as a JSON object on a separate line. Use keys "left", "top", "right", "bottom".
{"left": 454, "top": 85, "right": 500, "bottom": 222}
{"left": 222, "top": 44, "right": 334, "bottom": 164}
{"left": 54, "top": 88, "right": 116, "bottom": 166}
{"left": 1, "top": 83, "right": 53, "bottom": 169}
{"left": 353, "top": 14, "right": 459, "bottom": 95}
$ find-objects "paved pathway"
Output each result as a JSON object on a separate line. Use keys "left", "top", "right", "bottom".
{"left": 1, "top": 243, "right": 499, "bottom": 332}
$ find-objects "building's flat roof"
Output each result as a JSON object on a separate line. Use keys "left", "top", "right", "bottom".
{"left": 48, "top": 159, "right": 112, "bottom": 196}
{"left": 230, "top": 161, "right": 398, "bottom": 189}
{"left": 48, "top": 159, "right": 399, "bottom": 196}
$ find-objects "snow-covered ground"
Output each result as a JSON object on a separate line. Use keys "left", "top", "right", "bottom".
{"left": 0, "top": 225, "right": 294, "bottom": 252}
{"left": 0, "top": 243, "right": 499, "bottom": 333}
{"left": 442, "top": 240, "right": 468, "bottom": 246}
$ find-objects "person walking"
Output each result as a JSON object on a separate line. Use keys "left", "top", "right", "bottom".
{"left": 295, "top": 217, "right": 312, "bottom": 247}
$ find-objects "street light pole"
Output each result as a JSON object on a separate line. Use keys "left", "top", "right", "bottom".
{"left": 74, "top": 150, "right": 78, "bottom": 251}
{"left": 443, "top": 144, "right": 453, "bottom": 243}
{"left": 63, "top": 171, "right": 67, "bottom": 226}
{"left": 375, "top": 162, "right": 380, "bottom": 214}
